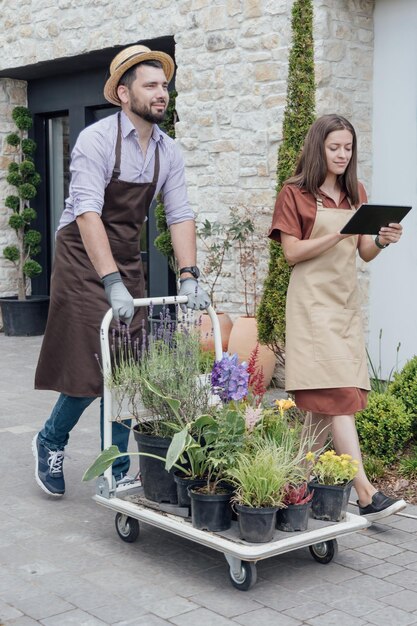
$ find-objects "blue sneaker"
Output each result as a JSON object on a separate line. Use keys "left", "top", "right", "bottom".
{"left": 32, "top": 434, "right": 65, "bottom": 497}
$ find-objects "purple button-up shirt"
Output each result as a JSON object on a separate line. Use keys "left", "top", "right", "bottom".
{"left": 58, "top": 111, "right": 194, "bottom": 230}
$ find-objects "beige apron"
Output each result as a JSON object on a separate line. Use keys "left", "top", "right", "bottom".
{"left": 285, "top": 196, "right": 370, "bottom": 393}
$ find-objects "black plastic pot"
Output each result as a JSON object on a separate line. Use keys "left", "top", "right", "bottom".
{"left": 174, "top": 472, "right": 207, "bottom": 508}
{"left": 235, "top": 504, "right": 279, "bottom": 543}
{"left": 309, "top": 480, "right": 353, "bottom": 522}
{"left": 189, "top": 486, "right": 233, "bottom": 531}
{"left": 133, "top": 429, "right": 178, "bottom": 504}
{"left": 276, "top": 501, "right": 312, "bottom": 532}
{"left": 0, "top": 296, "right": 49, "bottom": 336}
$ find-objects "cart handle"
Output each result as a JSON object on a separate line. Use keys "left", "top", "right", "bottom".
{"left": 100, "top": 296, "right": 223, "bottom": 385}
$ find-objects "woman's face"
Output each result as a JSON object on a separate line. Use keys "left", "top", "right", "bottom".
{"left": 324, "top": 129, "right": 353, "bottom": 177}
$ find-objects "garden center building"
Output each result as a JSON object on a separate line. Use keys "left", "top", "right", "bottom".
{"left": 0, "top": 0, "right": 415, "bottom": 375}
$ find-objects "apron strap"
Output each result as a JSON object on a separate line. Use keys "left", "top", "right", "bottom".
{"left": 316, "top": 195, "right": 323, "bottom": 209}
{"left": 152, "top": 144, "right": 160, "bottom": 185}
{"left": 112, "top": 112, "right": 122, "bottom": 180}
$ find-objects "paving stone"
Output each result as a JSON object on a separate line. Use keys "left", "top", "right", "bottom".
{"left": 40, "top": 609, "right": 107, "bottom": 625}
{"left": 114, "top": 616, "right": 172, "bottom": 626}
{"left": 336, "top": 573, "right": 404, "bottom": 598}
{"left": 169, "top": 606, "right": 238, "bottom": 625}
{"left": 374, "top": 528, "right": 417, "bottom": 546}
{"left": 334, "top": 548, "right": 384, "bottom": 571}
{"left": 382, "top": 589, "right": 417, "bottom": 611}
{"left": 245, "top": 580, "right": 306, "bottom": 611}
{"left": 386, "top": 517, "right": 417, "bottom": 533}
{"left": 304, "top": 581, "right": 352, "bottom": 603}
{"left": 189, "top": 588, "right": 262, "bottom": 617}
{"left": 383, "top": 569, "right": 417, "bottom": 591}
{"left": 396, "top": 540, "right": 417, "bottom": 554}
{"left": 0, "top": 618, "right": 40, "bottom": 625}
{"left": 3, "top": 592, "right": 75, "bottom": 621}
{"left": 365, "top": 605, "right": 417, "bottom": 625}
{"left": 360, "top": 541, "right": 405, "bottom": 559}
{"left": 337, "top": 532, "right": 377, "bottom": 549}
{"left": 140, "top": 596, "right": 200, "bottom": 619}
{"left": 233, "top": 607, "right": 303, "bottom": 625}
{"left": 0, "top": 599, "right": 23, "bottom": 621}
{"left": 364, "top": 562, "right": 403, "bottom": 578}
{"left": 387, "top": 551, "right": 417, "bottom": 567}
{"left": 87, "top": 600, "right": 151, "bottom": 623}
{"left": 306, "top": 608, "right": 369, "bottom": 625}
{"left": 283, "top": 600, "right": 331, "bottom": 621}
{"left": 330, "top": 592, "right": 385, "bottom": 616}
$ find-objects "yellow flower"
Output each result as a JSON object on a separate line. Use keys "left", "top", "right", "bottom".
{"left": 275, "top": 398, "right": 296, "bottom": 412}
{"left": 305, "top": 451, "right": 315, "bottom": 462}
{"left": 340, "top": 454, "right": 352, "bottom": 461}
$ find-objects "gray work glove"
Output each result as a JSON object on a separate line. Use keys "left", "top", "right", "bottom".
{"left": 178, "top": 278, "right": 211, "bottom": 313}
{"left": 102, "top": 271, "right": 134, "bottom": 325}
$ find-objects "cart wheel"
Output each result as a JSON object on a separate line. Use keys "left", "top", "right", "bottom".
{"left": 229, "top": 561, "right": 257, "bottom": 591}
{"left": 115, "top": 513, "right": 140, "bottom": 543}
{"left": 309, "top": 539, "right": 338, "bottom": 564}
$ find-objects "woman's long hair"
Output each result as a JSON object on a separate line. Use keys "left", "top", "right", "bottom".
{"left": 286, "top": 114, "right": 360, "bottom": 206}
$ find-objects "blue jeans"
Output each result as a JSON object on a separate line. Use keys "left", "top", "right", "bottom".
{"left": 38, "top": 393, "right": 131, "bottom": 478}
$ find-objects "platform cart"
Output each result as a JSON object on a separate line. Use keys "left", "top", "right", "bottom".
{"left": 94, "top": 296, "right": 369, "bottom": 591}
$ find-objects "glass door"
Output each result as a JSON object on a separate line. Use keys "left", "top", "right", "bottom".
{"left": 47, "top": 115, "right": 70, "bottom": 256}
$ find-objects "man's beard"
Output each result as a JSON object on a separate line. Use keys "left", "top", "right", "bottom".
{"left": 129, "top": 95, "right": 167, "bottom": 124}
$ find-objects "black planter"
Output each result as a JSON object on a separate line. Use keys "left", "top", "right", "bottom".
{"left": 309, "top": 480, "right": 353, "bottom": 522}
{"left": 235, "top": 503, "right": 279, "bottom": 543}
{"left": 174, "top": 472, "right": 207, "bottom": 509}
{"left": 189, "top": 486, "right": 233, "bottom": 531}
{"left": 276, "top": 501, "right": 312, "bottom": 532}
{"left": 133, "top": 429, "right": 178, "bottom": 504}
{"left": 0, "top": 296, "right": 49, "bottom": 336}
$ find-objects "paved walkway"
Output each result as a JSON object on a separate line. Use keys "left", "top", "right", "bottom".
{"left": 1, "top": 333, "right": 417, "bottom": 626}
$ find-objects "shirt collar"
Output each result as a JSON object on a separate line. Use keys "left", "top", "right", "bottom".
{"left": 120, "top": 110, "right": 163, "bottom": 143}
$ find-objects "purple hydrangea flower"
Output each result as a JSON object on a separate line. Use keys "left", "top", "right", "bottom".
{"left": 211, "top": 352, "right": 249, "bottom": 402}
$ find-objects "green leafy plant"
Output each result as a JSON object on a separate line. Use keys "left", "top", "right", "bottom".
{"left": 367, "top": 329, "right": 401, "bottom": 393}
{"left": 228, "top": 439, "right": 297, "bottom": 508}
{"left": 257, "top": 0, "right": 315, "bottom": 360}
{"left": 356, "top": 392, "right": 413, "bottom": 464}
{"left": 363, "top": 455, "right": 386, "bottom": 482}
{"left": 389, "top": 355, "right": 417, "bottom": 433}
{"left": 399, "top": 448, "right": 417, "bottom": 479}
{"left": 197, "top": 219, "right": 233, "bottom": 307}
{"left": 307, "top": 450, "right": 359, "bottom": 486}
{"left": 3, "top": 106, "right": 42, "bottom": 299}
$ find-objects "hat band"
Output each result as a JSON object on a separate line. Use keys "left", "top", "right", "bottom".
{"left": 114, "top": 51, "right": 153, "bottom": 73}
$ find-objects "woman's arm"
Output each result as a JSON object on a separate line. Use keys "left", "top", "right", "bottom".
{"left": 358, "top": 223, "right": 403, "bottom": 262}
{"left": 281, "top": 231, "right": 354, "bottom": 266}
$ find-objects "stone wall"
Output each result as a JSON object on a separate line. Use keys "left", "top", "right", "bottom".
{"left": 0, "top": 0, "right": 375, "bottom": 317}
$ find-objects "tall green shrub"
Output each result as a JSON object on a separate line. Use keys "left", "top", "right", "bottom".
{"left": 3, "top": 106, "right": 42, "bottom": 300}
{"left": 257, "top": 0, "right": 315, "bottom": 358}
{"left": 389, "top": 355, "right": 417, "bottom": 432}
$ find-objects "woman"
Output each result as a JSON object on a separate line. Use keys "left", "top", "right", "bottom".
{"left": 269, "top": 114, "right": 406, "bottom": 522}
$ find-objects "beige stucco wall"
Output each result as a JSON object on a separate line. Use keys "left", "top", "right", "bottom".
{"left": 0, "top": 0, "right": 375, "bottom": 317}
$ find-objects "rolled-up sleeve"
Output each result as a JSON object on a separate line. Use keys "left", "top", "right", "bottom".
{"left": 160, "top": 143, "right": 195, "bottom": 226}
{"left": 69, "top": 129, "right": 111, "bottom": 217}
{"left": 269, "top": 185, "right": 303, "bottom": 242}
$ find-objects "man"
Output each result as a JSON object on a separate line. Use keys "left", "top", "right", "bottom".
{"left": 32, "top": 44, "right": 209, "bottom": 497}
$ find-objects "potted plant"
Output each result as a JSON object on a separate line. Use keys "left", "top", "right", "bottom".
{"left": 0, "top": 105, "right": 49, "bottom": 336}
{"left": 275, "top": 482, "right": 313, "bottom": 532}
{"left": 196, "top": 218, "right": 234, "bottom": 351}
{"left": 226, "top": 205, "right": 276, "bottom": 386}
{"left": 228, "top": 439, "right": 296, "bottom": 543}
{"left": 103, "top": 310, "right": 213, "bottom": 504}
{"left": 307, "top": 450, "right": 359, "bottom": 522}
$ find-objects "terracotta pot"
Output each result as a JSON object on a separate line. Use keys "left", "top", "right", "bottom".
{"left": 198, "top": 311, "right": 233, "bottom": 352}
{"left": 227, "top": 316, "right": 276, "bottom": 387}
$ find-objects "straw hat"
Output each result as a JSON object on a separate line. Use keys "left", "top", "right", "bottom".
{"left": 104, "top": 44, "right": 175, "bottom": 106}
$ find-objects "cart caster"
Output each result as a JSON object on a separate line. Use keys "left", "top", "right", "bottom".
{"left": 228, "top": 560, "right": 257, "bottom": 591}
{"left": 309, "top": 539, "right": 338, "bottom": 564}
{"left": 115, "top": 513, "right": 140, "bottom": 543}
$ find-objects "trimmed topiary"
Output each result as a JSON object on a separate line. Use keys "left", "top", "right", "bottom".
{"left": 257, "top": 0, "right": 315, "bottom": 359}
{"left": 389, "top": 355, "right": 417, "bottom": 433}
{"left": 356, "top": 392, "right": 413, "bottom": 464}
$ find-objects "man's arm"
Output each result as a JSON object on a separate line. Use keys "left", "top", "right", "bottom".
{"left": 76, "top": 211, "right": 118, "bottom": 278}
{"left": 169, "top": 219, "right": 197, "bottom": 277}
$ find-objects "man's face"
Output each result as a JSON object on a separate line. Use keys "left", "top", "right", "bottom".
{"left": 120, "top": 65, "right": 169, "bottom": 124}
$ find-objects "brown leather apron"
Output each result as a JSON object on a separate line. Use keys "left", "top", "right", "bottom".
{"left": 35, "top": 113, "right": 159, "bottom": 397}
{"left": 285, "top": 196, "right": 370, "bottom": 393}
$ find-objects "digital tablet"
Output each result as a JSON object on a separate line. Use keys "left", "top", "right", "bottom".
{"left": 340, "top": 203, "right": 412, "bottom": 235}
